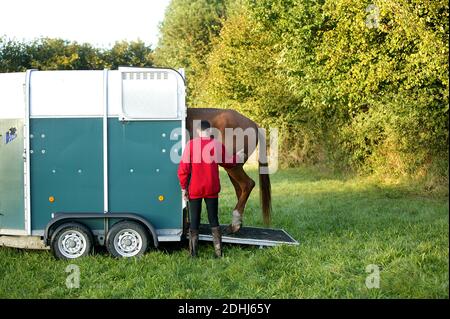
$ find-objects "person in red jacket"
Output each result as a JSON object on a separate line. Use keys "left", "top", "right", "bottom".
{"left": 178, "top": 120, "right": 243, "bottom": 258}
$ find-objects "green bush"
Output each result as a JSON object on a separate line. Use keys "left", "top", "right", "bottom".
{"left": 156, "top": 0, "right": 448, "bottom": 182}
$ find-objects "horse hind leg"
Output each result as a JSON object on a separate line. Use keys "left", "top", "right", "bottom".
{"left": 225, "top": 165, "right": 255, "bottom": 233}
{"left": 224, "top": 169, "right": 241, "bottom": 233}
{"left": 227, "top": 170, "right": 242, "bottom": 199}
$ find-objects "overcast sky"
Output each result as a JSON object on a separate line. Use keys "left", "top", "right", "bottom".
{"left": 0, "top": 0, "right": 171, "bottom": 48}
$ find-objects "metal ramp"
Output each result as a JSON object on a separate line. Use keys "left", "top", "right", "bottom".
{"left": 198, "top": 224, "right": 299, "bottom": 247}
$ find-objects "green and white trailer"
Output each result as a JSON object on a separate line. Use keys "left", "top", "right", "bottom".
{"left": 0, "top": 67, "right": 297, "bottom": 259}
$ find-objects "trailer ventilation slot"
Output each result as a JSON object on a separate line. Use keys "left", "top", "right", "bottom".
{"left": 122, "top": 72, "right": 169, "bottom": 81}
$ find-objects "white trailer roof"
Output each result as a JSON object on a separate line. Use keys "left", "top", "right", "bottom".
{"left": 0, "top": 68, "right": 185, "bottom": 120}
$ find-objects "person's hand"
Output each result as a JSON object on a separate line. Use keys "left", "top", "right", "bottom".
{"left": 182, "top": 189, "right": 189, "bottom": 201}
{"left": 236, "top": 149, "right": 245, "bottom": 163}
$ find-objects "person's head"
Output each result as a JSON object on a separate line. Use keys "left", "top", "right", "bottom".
{"left": 196, "top": 120, "right": 211, "bottom": 137}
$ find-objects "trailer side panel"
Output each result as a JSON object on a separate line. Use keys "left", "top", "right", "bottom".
{"left": 30, "top": 118, "right": 104, "bottom": 231}
{"left": 107, "top": 119, "right": 183, "bottom": 230}
{"left": 0, "top": 119, "right": 25, "bottom": 232}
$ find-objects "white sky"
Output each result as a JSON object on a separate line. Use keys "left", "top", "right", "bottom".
{"left": 0, "top": 0, "right": 171, "bottom": 48}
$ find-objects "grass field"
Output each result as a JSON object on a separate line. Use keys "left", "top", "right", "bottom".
{"left": 0, "top": 167, "right": 448, "bottom": 298}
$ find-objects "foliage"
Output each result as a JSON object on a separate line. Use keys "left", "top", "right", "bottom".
{"left": 315, "top": 0, "right": 449, "bottom": 176}
{"left": 154, "top": 0, "right": 228, "bottom": 104}
{"left": 102, "top": 40, "right": 154, "bottom": 69}
{"left": 0, "top": 37, "right": 154, "bottom": 72}
{"left": 155, "top": 0, "right": 449, "bottom": 179}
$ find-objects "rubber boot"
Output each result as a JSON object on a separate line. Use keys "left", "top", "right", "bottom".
{"left": 189, "top": 229, "right": 199, "bottom": 258}
{"left": 211, "top": 226, "right": 222, "bottom": 258}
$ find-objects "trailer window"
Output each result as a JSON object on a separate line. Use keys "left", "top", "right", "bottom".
{"left": 121, "top": 71, "right": 179, "bottom": 119}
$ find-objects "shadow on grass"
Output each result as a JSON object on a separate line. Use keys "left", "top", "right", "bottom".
{"left": 0, "top": 235, "right": 260, "bottom": 260}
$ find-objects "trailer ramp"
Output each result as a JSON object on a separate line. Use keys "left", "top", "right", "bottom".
{"left": 198, "top": 224, "right": 298, "bottom": 247}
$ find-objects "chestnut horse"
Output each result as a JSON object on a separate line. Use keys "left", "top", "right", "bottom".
{"left": 186, "top": 108, "right": 271, "bottom": 233}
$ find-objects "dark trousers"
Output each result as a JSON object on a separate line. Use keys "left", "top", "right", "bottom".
{"left": 188, "top": 197, "right": 219, "bottom": 231}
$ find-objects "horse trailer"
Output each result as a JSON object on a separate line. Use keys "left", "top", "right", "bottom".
{"left": 0, "top": 67, "right": 298, "bottom": 259}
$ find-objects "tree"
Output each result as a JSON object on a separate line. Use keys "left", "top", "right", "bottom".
{"left": 102, "top": 40, "right": 153, "bottom": 69}
{"left": 181, "top": 0, "right": 449, "bottom": 176}
{"left": 0, "top": 37, "right": 154, "bottom": 72}
{"left": 154, "top": 0, "right": 228, "bottom": 105}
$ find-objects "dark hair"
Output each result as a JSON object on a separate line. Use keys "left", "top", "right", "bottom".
{"left": 200, "top": 120, "right": 211, "bottom": 131}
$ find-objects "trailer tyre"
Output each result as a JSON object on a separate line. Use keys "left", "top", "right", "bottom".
{"left": 106, "top": 221, "right": 149, "bottom": 258}
{"left": 50, "top": 222, "right": 93, "bottom": 260}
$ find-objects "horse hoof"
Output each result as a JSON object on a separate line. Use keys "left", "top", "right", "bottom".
{"left": 225, "top": 224, "right": 241, "bottom": 234}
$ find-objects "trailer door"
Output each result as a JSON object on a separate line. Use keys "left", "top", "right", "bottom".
{"left": 107, "top": 67, "right": 186, "bottom": 239}
{"left": 0, "top": 73, "right": 27, "bottom": 235}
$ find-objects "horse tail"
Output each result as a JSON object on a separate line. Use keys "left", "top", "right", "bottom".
{"left": 258, "top": 129, "right": 272, "bottom": 225}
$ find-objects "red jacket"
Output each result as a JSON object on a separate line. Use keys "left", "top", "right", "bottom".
{"left": 177, "top": 137, "right": 237, "bottom": 199}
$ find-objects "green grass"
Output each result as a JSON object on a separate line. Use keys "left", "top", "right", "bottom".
{"left": 0, "top": 167, "right": 448, "bottom": 298}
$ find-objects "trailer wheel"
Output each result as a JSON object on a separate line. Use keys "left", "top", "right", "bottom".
{"left": 106, "top": 221, "right": 149, "bottom": 258}
{"left": 50, "top": 222, "right": 93, "bottom": 260}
